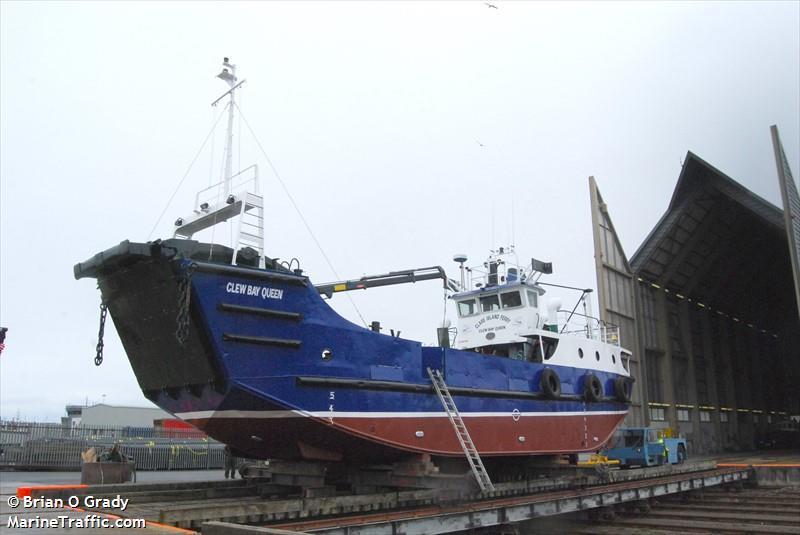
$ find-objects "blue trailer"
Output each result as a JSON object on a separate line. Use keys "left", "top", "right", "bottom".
{"left": 602, "top": 427, "right": 687, "bottom": 468}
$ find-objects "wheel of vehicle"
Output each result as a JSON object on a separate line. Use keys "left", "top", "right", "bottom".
{"left": 540, "top": 368, "right": 561, "bottom": 399}
{"left": 583, "top": 373, "right": 603, "bottom": 402}
{"left": 614, "top": 376, "right": 632, "bottom": 402}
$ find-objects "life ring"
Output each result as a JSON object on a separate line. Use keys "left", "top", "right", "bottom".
{"left": 583, "top": 373, "right": 603, "bottom": 402}
{"left": 614, "top": 376, "right": 631, "bottom": 402}
{"left": 540, "top": 368, "right": 561, "bottom": 399}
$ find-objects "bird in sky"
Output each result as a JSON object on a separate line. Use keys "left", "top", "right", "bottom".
{"left": 485, "top": 2, "right": 499, "bottom": 9}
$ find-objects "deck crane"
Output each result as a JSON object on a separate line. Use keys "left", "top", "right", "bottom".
{"left": 315, "top": 266, "right": 460, "bottom": 298}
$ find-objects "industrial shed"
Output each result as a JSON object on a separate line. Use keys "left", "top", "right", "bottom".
{"left": 63, "top": 403, "right": 173, "bottom": 428}
{"left": 591, "top": 142, "right": 800, "bottom": 454}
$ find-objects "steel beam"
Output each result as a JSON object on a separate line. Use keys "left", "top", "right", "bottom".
{"left": 655, "top": 291, "right": 677, "bottom": 427}
{"left": 771, "top": 125, "right": 800, "bottom": 320}
{"left": 589, "top": 176, "right": 645, "bottom": 425}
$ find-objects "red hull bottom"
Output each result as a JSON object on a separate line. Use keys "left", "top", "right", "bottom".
{"left": 184, "top": 411, "right": 627, "bottom": 462}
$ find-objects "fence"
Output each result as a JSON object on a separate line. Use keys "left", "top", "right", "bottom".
{"left": 0, "top": 421, "right": 225, "bottom": 471}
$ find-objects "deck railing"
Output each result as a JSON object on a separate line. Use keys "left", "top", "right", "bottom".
{"left": 557, "top": 311, "right": 621, "bottom": 346}
{"left": 195, "top": 164, "right": 259, "bottom": 211}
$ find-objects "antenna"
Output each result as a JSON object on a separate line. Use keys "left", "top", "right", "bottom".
{"left": 453, "top": 254, "right": 468, "bottom": 290}
{"left": 491, "top": 201, "right": 495, "bottom": 250}
{"left": 511, "top": 197, "right": 515, "bottom": 247}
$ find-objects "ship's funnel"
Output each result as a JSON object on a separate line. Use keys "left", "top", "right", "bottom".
{"left": 546, "top": 297, "right": 562, "bottom": 331}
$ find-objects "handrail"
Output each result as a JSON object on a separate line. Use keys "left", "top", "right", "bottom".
{"left": 555, "top": 309, "right": 621, "bottom": 345}
{"left": 194, "top": 164, "right": 259, "bottom": 210}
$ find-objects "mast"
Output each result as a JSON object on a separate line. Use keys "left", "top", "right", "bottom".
{"left": 215, "top": 57, "right": 239, "bottom": 197}
{"left": 174, "top": 58, "right": 264, "bottom": 267}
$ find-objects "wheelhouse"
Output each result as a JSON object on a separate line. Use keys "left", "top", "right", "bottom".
{"left": 455, "top": 285, "right": 540, "bottom": 319}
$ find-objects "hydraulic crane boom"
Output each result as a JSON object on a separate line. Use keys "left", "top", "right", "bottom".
{"left": 316, "top": 266, "right": 458, "bottom": 298}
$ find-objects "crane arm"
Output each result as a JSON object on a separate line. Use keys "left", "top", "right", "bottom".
{"left": 315, "top": 266, "right": 458, "bottom": 298}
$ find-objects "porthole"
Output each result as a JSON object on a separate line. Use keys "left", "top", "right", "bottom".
{"left": 612, "top": 354, "right": 616, "bottom": 364}
{"left": 578, "top": 348, "right": 584, "bottom": 359}
{"left": 321, "top": 348, "right": 333, "bottom": 360}
{"left": 595, "top": 351, "right": 600, "bottom": 361}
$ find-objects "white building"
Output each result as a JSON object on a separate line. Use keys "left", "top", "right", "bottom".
{"left": 62, "top": 403, "right": 173, "bottom": 428}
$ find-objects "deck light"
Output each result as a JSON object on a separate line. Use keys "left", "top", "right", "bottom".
{"left": 175, "top": 218, "right": 183, "bottom": 226}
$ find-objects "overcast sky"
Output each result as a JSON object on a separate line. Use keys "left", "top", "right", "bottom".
{"left": 1, "top": 1, "right": 798, "bottom": 421}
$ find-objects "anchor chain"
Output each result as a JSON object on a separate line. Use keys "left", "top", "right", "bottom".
{"left": 95, "top": 302, "right": 108, "bottom": 366}
{"left": 176, "top": 263, "right": 197, "bottom": 345}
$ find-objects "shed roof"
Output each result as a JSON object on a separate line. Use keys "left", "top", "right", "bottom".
{"left": 631, "top": 152, "right": 796, "bottom": 327}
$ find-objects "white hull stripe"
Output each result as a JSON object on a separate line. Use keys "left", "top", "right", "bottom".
{"left": 176, "top": 409, "right": 628, "bottom": 420}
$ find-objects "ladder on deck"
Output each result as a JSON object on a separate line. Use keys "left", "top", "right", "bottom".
{"left": 427, "top": 367, "right": 495, "bottom": 492}
{"left": 232, "top": 191, "right": 265, "bottom": 264}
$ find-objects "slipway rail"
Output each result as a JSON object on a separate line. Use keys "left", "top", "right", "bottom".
{"left": 20, "top": 462, "right": 753, "bottom": 533}
{"left": 253, "top": 467, "right": 750, "bottom": 535}
{"left": 19, "top": 461, "right": 768, "bottom": 535}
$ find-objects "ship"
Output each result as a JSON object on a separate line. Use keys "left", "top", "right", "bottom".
{"left": 74, "top": 59, "right": 633, "bottom": 481}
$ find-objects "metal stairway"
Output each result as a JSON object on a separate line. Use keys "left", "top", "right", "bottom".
{"left": 426, "top": 367, "right": 495, "bottom": 492}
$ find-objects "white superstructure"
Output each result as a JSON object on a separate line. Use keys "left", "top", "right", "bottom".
{"left": 450, "top": 247, "right": 631, "bottom": 376}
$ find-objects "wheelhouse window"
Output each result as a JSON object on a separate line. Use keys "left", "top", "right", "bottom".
{"left": 500, "top": 291, "right": 522, "bottom": 309}
{"left": 457, "top": 299, "right": 477, "bottom": 317}
{"left": 479, "top": 294, "right": 501, "bottom": 312}
{"left": 526, "top": 290, "right": 538, "bottom": 307}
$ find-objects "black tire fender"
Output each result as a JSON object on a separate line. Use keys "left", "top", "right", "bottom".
{"left": 540, "top": 368, "right": 561, "bottom": 399}
{"left": 614, "top": 376, "right": 632, "bottom": 402}
{"left": 583, "top": 373, "right": 603, "bottom": 402}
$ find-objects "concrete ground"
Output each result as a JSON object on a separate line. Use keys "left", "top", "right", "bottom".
{"left": 0, "top": 469, "right": 224, "bottom": 496}
{"left": 1, "top": 470, "right": 226, "bottom": 534}
{"left": 698, "top": 449, "right": 800, "bottom": 465}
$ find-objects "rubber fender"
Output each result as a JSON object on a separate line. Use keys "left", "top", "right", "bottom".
{"left": 540, "top": 368, "right": 561, "bottom": 399}
{"left": 614, "top": 376, "right": 632, "bottom": 402}
{"left": 584, "top": 373, "right": 603, "bottom": 402}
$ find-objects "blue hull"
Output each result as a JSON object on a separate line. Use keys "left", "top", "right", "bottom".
{"left": 75, "top": 239, "right": 630, "bottom": 462}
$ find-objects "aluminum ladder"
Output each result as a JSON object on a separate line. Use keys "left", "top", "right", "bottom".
{"left": 427, "top": 367, "right": 495, "bottom": 492}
